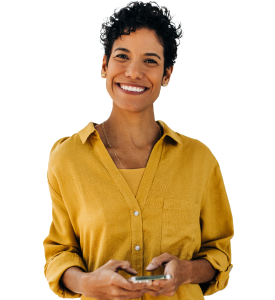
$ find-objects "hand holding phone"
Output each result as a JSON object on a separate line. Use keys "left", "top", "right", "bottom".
{"left": 80, "top": 260, "right": 152, "bottom": 299}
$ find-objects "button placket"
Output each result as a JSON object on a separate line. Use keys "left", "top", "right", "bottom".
{"left": 134, "top": 210, "right": 140, "bottom": 251}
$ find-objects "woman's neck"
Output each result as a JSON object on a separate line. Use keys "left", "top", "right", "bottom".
{"left": 102, "top": 107, "right": 161, "bottom": 150}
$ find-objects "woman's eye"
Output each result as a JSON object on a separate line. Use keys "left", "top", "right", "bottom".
{"left": 116, "top": 54, "right": 128, "bottom": 59}
{"left": 115, "top": 55, "right": 157, "bottom": 64}
{"left": 145, "top": 59, "right": 157, "bottom": 64}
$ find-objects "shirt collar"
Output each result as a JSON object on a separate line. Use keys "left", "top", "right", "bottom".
{"left": 78, "top": 120, "right": 182, "bottom": 145}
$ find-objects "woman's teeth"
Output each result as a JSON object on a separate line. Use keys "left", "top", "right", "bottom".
{"left": 119, "top": 84, "right": 145, "bottom": 92}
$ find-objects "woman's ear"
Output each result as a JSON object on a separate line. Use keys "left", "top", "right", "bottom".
{"left": 101, "top": 55, "right": 108, "bottom": 75}
{"left": 166, "top": 66, "right": 175, "bottom": 81}
{"left": 162, "top": 66, "right": 173, "bottom": 86}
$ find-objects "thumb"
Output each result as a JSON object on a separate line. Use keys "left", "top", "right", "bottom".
{"left": 145, "top": 262, "right": 159, "bottom": 271}
{"left": 111, "top": 260, "right": 138, "bottom": 275}
{"left": 120, "top": 266, "right": 138, "bottom": 275}
{"left": 128, "top": 268, "right": 140, "bottom": 275}
{"left": 146, "top": 256, "right": 170, "bottom": 271}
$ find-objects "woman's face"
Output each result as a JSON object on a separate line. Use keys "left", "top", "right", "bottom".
{"left": 101, "top": 28, "right": 173, "bottom": 113}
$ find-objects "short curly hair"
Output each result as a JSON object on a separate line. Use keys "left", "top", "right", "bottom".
{"left": 100, "top": 1, "right": 183, "bottom": 77}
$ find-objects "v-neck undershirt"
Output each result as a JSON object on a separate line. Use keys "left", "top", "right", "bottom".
{"left": 118, "top": 168, "right": 146, "bottom": 200}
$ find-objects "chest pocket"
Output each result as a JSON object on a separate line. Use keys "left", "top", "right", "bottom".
{"left": 161, "top": 198, "right": 200, "bottom": 259}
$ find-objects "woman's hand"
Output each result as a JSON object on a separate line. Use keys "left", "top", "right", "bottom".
{"left": 145, "top": 253, "right": 192, "bottom": 297}
{"left": 81, "top": 259, "right": 153, "bottom": 300}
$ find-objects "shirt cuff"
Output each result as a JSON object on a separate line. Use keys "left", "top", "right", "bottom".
{"left": 197, "top": 259, "right": 233, "bottom": 295}
{"left": 44, "top": 251, "right": 87, "bottom": 298}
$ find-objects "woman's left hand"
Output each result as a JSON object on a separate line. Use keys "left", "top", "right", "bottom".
{"left": 145, "top": 253, "right": 192, "bottom": 297}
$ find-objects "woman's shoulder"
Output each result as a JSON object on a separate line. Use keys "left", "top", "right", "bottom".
{"left": 180, "top": 134, "right": 221, "bottom": 165}
{"left": 47, "top": 132, "right": 83, "bottom": 167}
{"left": 175, "top": 133, "right": 218, "bottom": 177}
{"left": 49, "top": 136, "right": 70, "bottom": 154}
{"left": 180, "top": 134, "right": 214, "bottom": 155}
{"left": 47, "top": 122, "right": 97, "bottom": 169}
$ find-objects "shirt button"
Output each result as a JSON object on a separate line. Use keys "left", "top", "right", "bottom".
{"left": 134, "top": 211, "right": 139, "bottom": 216}
{"left": 135, "top": 245, "right": 140, "bottom": 251}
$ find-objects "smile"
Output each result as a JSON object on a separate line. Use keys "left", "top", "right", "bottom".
{"left": 116, "top": 83, "right": 148, "bottom": 95}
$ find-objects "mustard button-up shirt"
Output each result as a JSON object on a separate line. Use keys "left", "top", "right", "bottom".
{"left": 43, "top": 120, "right": 234, "bottom": 299}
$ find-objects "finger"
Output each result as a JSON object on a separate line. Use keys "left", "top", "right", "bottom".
{"left": 108, "top": 259, "right": 138, "bottom": 275}
{"left": 146, "top": 286, "right": 168, "bottom": 298}
{"left": 114, "top": 275, "right": 152, "bottom": 291}
{"left": 144, "top": 280, "right": 173, "bottom": 297}
{"left": 152, "top": 279, "right": 169, "bottom": 288}
{"left": 120, "top": 266, "right": 138, "bottom": 275}
{"left": 146, "top": 253, "right": 173, "bottom": 271}
{"left": 118, "top": 287, "right": 154, "bottom": 299}
{"left": 145, "top": 284, "right": 163, "bottom": 291}
{"left": 127, "top": 281, "right": 153, "bottom": 291}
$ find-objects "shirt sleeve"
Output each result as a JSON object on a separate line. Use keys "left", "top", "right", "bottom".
{"left": 43, "top": 176, "right": 87, "bottom": 298}
{"left": 191, "top": 160, "right": 234, "bottom": 295}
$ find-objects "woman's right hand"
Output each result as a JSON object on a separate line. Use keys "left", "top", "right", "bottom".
{"left": 80, "top": 259, "right": 153, "bottom": 299}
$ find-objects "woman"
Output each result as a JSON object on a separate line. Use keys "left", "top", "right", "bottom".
{"left": 43, "top": 2, "right": 234, "bottom": 299}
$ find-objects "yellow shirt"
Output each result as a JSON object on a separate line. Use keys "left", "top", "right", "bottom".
{"left": 43, "top": 120, "right": 234, "bottom": 300}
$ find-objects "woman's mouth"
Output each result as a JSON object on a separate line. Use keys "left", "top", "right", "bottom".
{"left": 116, "top": 83, "right": 148, "bottom": 95}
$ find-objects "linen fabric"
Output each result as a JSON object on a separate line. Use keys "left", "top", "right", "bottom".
{"left": 43, "top": 120, "right": 234, "bottom": 299}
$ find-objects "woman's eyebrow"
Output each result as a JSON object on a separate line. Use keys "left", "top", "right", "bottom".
{"left": 114, "top": 47, "right": 130, "bottom": 53}
{"left": 114, "top": 47, "right": 161, "bottom": 60}
{"left": 144, "top": 53, "right": 161, "bottom": 60}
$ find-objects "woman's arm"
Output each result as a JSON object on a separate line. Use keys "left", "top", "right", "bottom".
{"left": 61, "top": 267, "right": 86, "bottom": 295}
{"left": 188, "top": 259, "right": 218, "bottom": 284}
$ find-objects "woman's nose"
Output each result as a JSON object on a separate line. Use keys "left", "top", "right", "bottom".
{"left": 124, "top": 61, "right": 144, "bottom": 80}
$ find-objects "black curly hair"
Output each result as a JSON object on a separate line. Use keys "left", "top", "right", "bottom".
{"left": 100, "top": 1, "right": 183, "bottom": 77}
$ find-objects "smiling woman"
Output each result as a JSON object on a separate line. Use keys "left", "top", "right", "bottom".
{"left": 102, "top": 28, "right": 171, "bottom": 117}
{"left": 93, "top": 10, "right": 181, "bottom": 170}
{"left": 43, "top": 1, "right": 234, "bottom": 300}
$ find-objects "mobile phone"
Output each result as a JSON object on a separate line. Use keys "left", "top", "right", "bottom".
{"left": 128, "top": 275, "right": 172, "bottom": 283}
